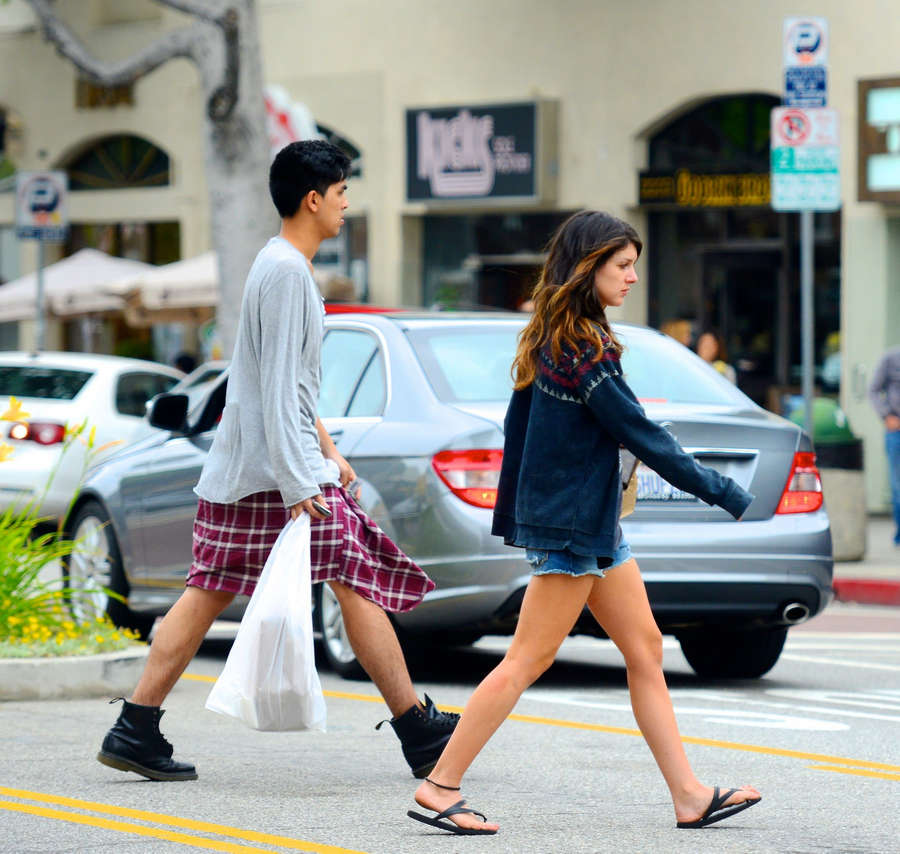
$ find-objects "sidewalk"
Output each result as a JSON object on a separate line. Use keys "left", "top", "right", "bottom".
{"left": 833, "top": 514, "right": 900, "bottom": 606}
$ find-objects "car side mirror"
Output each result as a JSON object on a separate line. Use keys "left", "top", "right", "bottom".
{"left": 148, "top": 393, "right": 189, "bottom": 432}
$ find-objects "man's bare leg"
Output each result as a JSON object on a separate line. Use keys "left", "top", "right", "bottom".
{"left": 326, "top": 580, "right": 417, "bottom": 716}
{"left": 132, "top": 587, "right": 235, "bottom": 706}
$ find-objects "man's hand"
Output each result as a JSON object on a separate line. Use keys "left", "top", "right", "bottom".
{"left": 316, "top": 418, "right": 356, "bottom": 487}
{"left": 290, "top": 494, "right": 331, "bottom": 521}
{"left": 886, "top": 415, "right": 900, "bottom": 432}
{"left": 328, "top": 451, "right": 356, "bottom": 489}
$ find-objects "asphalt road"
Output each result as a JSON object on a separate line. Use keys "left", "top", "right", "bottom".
{"left": 2, "top": 601, "right": 899, "bottom": 854}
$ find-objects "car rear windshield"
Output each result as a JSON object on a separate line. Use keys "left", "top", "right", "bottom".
{"left": 407, "top": 323, "right": 747, "bottom": 406}
{"left": 406, "top": 325, "right": 520, "bottom": 403}
{"left": 0, "top": 366, "right": 92, "bottom": 400}
{"left": 617, "top": 328, "right": 748, "bottom": 405}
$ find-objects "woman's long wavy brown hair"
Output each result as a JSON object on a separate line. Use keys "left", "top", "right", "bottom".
{"left": 512, "top": 210, "right": 642, "bottom": 390}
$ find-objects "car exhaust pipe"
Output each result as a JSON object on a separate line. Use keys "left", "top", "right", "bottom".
{"left": 782, "top": 602, "right": 810, "bottom": 624}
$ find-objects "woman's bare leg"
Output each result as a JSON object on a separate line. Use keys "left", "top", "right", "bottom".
{"left": 586, "top": 558, "right": 760, "bottom": 823}
{"left": 412, "top": 572, "right": 595, "bottom": 831}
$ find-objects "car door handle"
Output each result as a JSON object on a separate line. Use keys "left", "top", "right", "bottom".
{"left": 329, "top": 430, "right": 343, "bottom": 441}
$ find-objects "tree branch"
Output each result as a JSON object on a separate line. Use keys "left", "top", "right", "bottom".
{"left": 28, "top": 0, "right": 203, "bottom": 87}
{"left": 154, "top": 0, "right": 228, "bottom": 25}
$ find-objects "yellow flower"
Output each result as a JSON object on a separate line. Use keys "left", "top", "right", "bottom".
{"left": 95, "top": 635, "right": 105, "bottom": 644}
{"left": 65, "top": 419, "right": 87, "bottom": 441}
{"left": 0, "top": 443, "right": 13, "bottom": 462}
{"left": 0, "top": 396, "right": 30, "bottom": 421}
{"left": 95, "top": 439, "right": 124, "bottom": 454}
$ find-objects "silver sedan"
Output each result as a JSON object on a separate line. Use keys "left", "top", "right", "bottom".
{"left": 64, "top": 313, "right": 833, "bottom": 679}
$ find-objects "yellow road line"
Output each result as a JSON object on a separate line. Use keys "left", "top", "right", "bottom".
{"left": 185, "top": 672, "right": 900, "bottom": 775}
{"left": 808, "top": 765, "right": 900, "bottom": 781}
{"left": 0, "top": 788, "right": 367, "bottom": 854}
{"left": 0, "top": 800, "right": 278, "bottom": 853}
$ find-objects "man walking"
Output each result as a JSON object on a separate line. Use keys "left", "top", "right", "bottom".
{"left": 869, "top": 345, "right": 900, "bottom": 545}
{"left": 97, "top": 140, "right": 457, "bottom": 782}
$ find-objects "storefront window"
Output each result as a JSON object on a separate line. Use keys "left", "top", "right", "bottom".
{"left": 64, "top": 134, "right": 170, "bottom": 190}
{"left": 423, "top": 212, "right": 574, "bottom": 310}
{"left": 643, "top": 94, "right": 841, "bottom": 410}
{"left": 66, "top": 222, "right": 180, "bottom": 266}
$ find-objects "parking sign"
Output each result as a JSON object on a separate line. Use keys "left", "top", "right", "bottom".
{"left": 16, "top": 171, "right": 69, "bottom": 241}
{"left": 770, "top": 107, "right": 840, "bottom": 211}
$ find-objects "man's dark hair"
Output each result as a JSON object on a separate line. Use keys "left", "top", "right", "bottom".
{"left": 269, "top": 140, "right": 351, "bottom": 218}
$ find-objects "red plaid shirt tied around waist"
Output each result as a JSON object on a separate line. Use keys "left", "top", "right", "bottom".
{"left": 187, "top": 485, "right": 434, "bottom": 612}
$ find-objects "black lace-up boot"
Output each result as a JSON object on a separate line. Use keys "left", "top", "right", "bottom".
{"left": 97, "top": 698, "right": 198, "bottom": 781}
{"left": 376, "top": 694, "right": 460, "bottom": 778}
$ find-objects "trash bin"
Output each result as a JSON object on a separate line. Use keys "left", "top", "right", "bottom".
{"left": 789, "top": 398, "right": 866, "bottom": 561}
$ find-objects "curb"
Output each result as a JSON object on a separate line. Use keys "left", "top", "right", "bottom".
{"left": 0, "top": 645, "right": 149, "bottom": 701}
{"left": 833, "top": 578, "right": 900, "bottom": 607}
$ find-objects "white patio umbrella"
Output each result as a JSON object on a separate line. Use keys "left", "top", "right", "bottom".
{"left": 0, "top": 249, "right": 153, "bottom": 322}
{"left": 110, "top": 251, "right": 219, "bottom": 311}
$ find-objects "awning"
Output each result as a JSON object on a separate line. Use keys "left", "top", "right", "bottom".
{"left": 109, "top": 251, "right": 219, "bottom": 310}
{"left": 0, "top": 248, "right": 153, "bottom": 322}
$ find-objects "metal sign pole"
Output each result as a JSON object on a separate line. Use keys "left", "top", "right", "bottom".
{"left": 800, "top": 210, "right": 815, "bottom": 436}
{"left": 35, "top": 239, "right": 46, "bottom": 355}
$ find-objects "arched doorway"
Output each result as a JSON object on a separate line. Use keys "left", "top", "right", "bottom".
{"left": 56, "top": 134, "right": 181, "bottom": 358}
{"left": 58, "top": 133, "right": 179, "bottom": 268}
{"left": 640, "top": 94, "right": 841, "bottom": 410}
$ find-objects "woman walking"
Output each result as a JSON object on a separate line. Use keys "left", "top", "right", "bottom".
{"left": 407, "top": 211, "right": 761, "bottom": 835}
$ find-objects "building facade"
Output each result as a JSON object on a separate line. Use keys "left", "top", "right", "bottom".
{"left": 1, "top": 0, "right": 898, "bottom": 509}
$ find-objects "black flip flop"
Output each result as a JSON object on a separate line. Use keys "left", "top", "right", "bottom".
{"left": 677, "top": 786, "right": 761, "bottom": 829}
{"left": 408, "top": 799, "right": 498, "bottom": 835}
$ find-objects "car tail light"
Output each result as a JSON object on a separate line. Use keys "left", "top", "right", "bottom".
{"left": 776, "top": 451, "right": 823, "bottom": 514}
{"left": 432, "top": 449, "right": 502, "bottom": 508}
{"left": 7, "top": 421, "right": 66, "bottom": 445}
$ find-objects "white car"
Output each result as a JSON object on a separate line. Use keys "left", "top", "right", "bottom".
{"left": 0, "top": 351, "right": 183, "bottom": 524}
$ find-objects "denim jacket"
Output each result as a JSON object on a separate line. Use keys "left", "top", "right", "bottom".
{"left": 491, "top": 336, "right": 754, "bottom": 566}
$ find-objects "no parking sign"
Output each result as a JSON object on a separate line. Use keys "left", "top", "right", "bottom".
{"left": 15, "top": 171, "right": 69, "bottom": 241}
{"left": 770, "top": 107, "right": 840, "bottom": 211}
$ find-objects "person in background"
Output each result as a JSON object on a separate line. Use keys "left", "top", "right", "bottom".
{"left": 173, "top": 352, "right": 197, "bottom": 374}
{"left": 660, "top": 317, "right": 694, "bottom": 349}
{"left": 868, "top": 345, "right": 900, "bottom": 546}
{"left": 695, "top": 330, "right": 737, "bottom": 384}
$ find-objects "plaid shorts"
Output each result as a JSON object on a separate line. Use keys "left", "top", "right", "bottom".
{"left": 187, "top": 485, "right": 434, "bottom": 613}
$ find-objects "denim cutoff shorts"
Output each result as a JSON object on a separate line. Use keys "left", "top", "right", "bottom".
{"left": 525, "top": 538, "right": 633, "bottom": 579}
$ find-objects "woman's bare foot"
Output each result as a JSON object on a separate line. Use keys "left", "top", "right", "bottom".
{"left": 675, "top": 783, "right": 761, "bottom": 826}
{"left": 413, "top": 778, "right": 500, "bottom": 833}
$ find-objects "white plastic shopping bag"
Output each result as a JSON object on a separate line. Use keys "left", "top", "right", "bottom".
{"left": 205, "top": 514, "right": 327, "bottom": 731}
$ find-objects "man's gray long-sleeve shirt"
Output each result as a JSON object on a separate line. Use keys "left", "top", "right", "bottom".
{"left": 868, "top": 346, "right": 900, "bottom": 421}
{"left": 195, "top": 237, "right": 338, "bottom": 507}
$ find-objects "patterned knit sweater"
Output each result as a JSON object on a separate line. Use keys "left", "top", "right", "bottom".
{"left": 492, "top": 335, "right": 753, "bottom": 565}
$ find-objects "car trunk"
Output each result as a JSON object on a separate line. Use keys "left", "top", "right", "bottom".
{"left": 629, "top": 404, "right": 801, "bottom": 522}
{"left": 458, "top": 398, "right": 802, "bottom": 523}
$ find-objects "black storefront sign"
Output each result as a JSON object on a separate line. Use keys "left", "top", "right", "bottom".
{"left": 406, "top": 102, "right": 538, "bottom": 202}
{"left": 639, "top": 168, "right": 771, "bottom": 207}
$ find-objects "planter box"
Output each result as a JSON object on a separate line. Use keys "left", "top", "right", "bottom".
{"left": 0, "top": 645, "right": 149, "bottom": 701}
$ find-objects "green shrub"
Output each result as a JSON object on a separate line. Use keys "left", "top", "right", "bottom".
{"left": 0, "top": 396, "right": 141, "bottom": 657}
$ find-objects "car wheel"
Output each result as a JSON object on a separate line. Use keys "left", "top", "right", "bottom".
{"left": 678, "top": 626, "right": 788, "bottom": 679}
{"left": 64, "top": 500, "right": 154, "bottom": 640}
{"left": 313, "top": 582, "right": 366, "bottom": 679}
